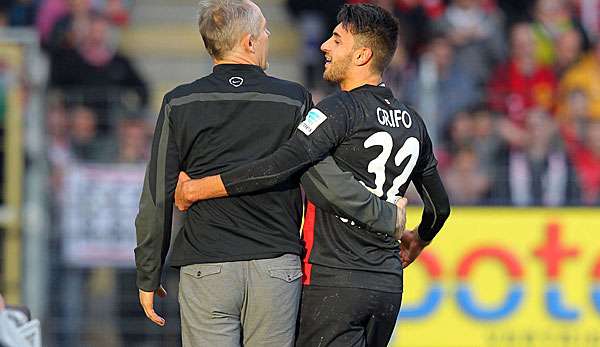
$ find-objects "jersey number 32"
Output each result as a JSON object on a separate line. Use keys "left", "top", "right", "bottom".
{"left": 359, "top": 132, "right": 420, "bottom": 203}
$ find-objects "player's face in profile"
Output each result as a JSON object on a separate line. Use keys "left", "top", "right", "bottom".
{"left": 321, "top": 23, "right": 354, "bottom": 83}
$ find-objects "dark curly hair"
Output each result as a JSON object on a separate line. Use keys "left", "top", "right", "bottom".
{"left": 336, "top": 3, "right": 399, "bottom": 73}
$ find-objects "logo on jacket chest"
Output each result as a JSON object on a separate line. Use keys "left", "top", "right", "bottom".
{"left": 229, "top": 76, "right": 244, "bottom": 88}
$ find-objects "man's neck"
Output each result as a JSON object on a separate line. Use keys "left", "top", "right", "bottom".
{"left": 214, "top": 52, "right": 258, "bottom": 67}
{"left": 339, "top": 72, "right": 382, "bottom": 91}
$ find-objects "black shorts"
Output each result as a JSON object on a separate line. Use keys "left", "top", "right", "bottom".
{"left": 296, "top": 285, "right": 402, "bottom": 347}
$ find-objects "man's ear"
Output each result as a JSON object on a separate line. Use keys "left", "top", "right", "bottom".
{"left": 355, "top": 47, "right": 373, "bottom": 66}
{"left": 241, "top": 33, "right": 254, "bottom": 54}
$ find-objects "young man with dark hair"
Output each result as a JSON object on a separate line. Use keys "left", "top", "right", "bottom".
{"left": 176, "top": 4, "right": 450, "bottom": 346}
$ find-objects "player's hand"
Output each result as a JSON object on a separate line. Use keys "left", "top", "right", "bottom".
{"left": 394, "top": 197, "right": 408, "bottom": 240}
{"left": 175, "top": 172, "right": 192, "bottom": 211}
{"left": 139, "top": 285, "right": 167, "bottom": 326}
{"left": 399, "top": 229, "right": 429, "bottom": 269}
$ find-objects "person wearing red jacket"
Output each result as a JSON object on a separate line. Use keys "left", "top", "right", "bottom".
{"left": 562, "top": 119, "right": 600, "bottom": 205}
{"left": 488, "top": 22, "right": 557, "bottom": 129}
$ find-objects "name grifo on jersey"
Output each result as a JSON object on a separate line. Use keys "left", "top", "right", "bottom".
{"left": 376, "top": 107, "right": 412, "bottom": 129}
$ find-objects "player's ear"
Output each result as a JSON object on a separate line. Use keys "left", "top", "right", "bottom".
{"left": 242, "top": 33, "right": 254, "bottom": 54}
{"left": 355, "top": 47, "right": 373, "bottom": 67}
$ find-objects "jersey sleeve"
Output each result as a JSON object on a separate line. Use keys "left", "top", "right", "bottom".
{"left": 300, "top": 156, "right": 397, "bottom": 236}
{"left": 134, "top": 96, "right": 181, "bottom": 292}
{"left": 411, "top": 167, "right": 450, "bottom": 242}
{"left": 408, "top": 107, "right": 450, "bottom": 242}
{"left": 412, "top": 108, "right": 438, "bottom": 176}
{"left": 222, "top": 93, "right": 356, "bottom": 195}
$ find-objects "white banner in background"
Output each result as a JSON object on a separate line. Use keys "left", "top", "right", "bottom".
{"left": 62, "top": 164, "right": 145, "bottom": 267}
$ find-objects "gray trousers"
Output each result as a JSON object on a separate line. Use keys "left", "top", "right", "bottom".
{"left": 179, "top": 254, "right": 302, "bottom": 347}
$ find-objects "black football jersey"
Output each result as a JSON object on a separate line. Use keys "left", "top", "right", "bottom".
{"left": 222, "top": 84, "right": 439, "bottom": 292}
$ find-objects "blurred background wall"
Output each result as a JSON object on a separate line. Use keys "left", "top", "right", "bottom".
{"left": 0, "top": 0, "right": 599, "bottom": 346}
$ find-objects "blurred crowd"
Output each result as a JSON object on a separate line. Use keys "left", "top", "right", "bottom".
{"left": 2, "top": 0, "right": 151, "bottom": 196}
{"left": 2, "top": 0, "right": 600, "bottom": 208}
{"left": 289, "top": 0, "right": 600, "bottom": 206}
{"left": 2, "top": 2, "right": 160, "bottom": 346}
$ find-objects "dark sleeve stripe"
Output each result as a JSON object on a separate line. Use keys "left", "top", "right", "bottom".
{"left": 169, "top": 92, "right": 303, "bottom": 108}
{"left": 156, "top": 104, "right": 171, "bottom": 212}
{"left": 135, "top": 103, "right": 172, "bottom": 291}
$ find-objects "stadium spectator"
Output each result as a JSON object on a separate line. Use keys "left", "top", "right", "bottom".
{"left": 562, "top": 118, "right": 600, "bottom": 204}
{"left": 49, "top": 11, "right": 148, "bottom": 122}
{"left": 114, "top": 117, "right": 149, "bottom": 163}
{"left": 434, "top": 0, "right": 506, "bottom": 85}
{"left": 47, "top": 100, "right": 72, "bottom": 194}
{"left": 394, "top": 0, "right": 436, "bottom": 59}
{"left": 558, "top": 38, "right": 600, "bottom": 122}
{"left": 561, "top": 89, "right": 589, "bottom": 141}
{"left": 37, "top": 0, "right": 129, "bottom": 46}
{"left": 471, "top": 107, "right": 503, "bottom": 177}
{"left": 554, "top": 28, "right": 584, "bottom": 76}
{"left": 69, "top": 104, "right": 109, "bottom": 161}
{"left": 503, "top": 109, "right": 579, "bottom": 205}
{"left": 405, "top": 31, "right": 481, "bottom": 145}
{"left": 286, "top": 0, "right": 345, "bottom": 89}
{"left": 531, "top": 0, "right": 589, "bottom": 66}
{"left": 488, "top": 22, "right": 557, "bottom": 133}
{"left": 383, "top": 37, "right": 411, "bottom": 99}
{"left": 445, "top": 110, "right": 474, "bottom": 152}
{"left": 443, "top": 107, "right": 502, "bottom": 176}
{"left": 572, "top": 0, "right": 600, "bottom": 38}
{"left": 443, "top": 145, "right": 491, "bottom": 204}
{"left": 45, "top": 0, "right": 93, "bottom": 52}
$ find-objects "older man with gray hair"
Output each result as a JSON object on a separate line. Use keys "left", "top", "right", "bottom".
{"left": 134, "top": 0, "right": 405, "bottom": 346}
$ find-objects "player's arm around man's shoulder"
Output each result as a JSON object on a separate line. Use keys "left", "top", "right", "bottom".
{"left": 174, "top": 92, "right": 358, "bottom": 207}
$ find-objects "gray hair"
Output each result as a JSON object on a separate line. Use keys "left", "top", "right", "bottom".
{"left": 197, "top": 0, "right": 263, "bottom": 59}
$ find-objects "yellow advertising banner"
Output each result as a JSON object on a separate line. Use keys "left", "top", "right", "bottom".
{"left": 391, "top": 208, "right": 600, "bottom": 347}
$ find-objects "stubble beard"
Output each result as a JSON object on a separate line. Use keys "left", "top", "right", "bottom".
{"left": 323, "top": 55, "right": 351, "bottom": 84}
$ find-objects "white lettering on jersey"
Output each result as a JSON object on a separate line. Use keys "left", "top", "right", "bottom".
{"left": 360, "top": 132, "right": 420, "bottom": 202}
{"left": 376, "top": 107, "right": 412, "bottom": 129}
{"left": 298, "top": 108, "right": 327, "bottom": 136}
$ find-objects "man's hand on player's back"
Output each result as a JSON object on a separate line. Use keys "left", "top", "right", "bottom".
{"left": 394, "top": 197, "right": 408, "bottom": 240}
{"left": 175, "top": 172, "right": 192, "bottom": 211}
{"left": 399, "top": 228, "right": 430, "bottom": 269}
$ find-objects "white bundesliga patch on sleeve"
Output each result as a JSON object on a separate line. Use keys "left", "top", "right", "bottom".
{"left": 298, "top": 108, "right": 328, "bottom": 135}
